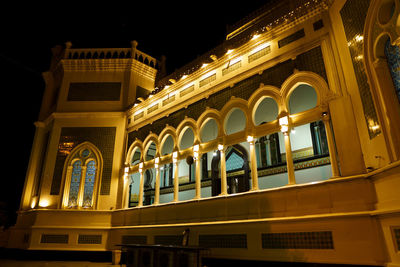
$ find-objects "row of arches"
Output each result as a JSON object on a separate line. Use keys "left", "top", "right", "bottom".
{"left": 127, "top": 71, "right": 330, "bottom": 163}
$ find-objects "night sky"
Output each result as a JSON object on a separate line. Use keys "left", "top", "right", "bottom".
{"left": 0, "top": 1, "right": 267, "bottom": 221}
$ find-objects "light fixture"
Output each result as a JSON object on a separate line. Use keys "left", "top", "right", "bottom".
{"left": 252, "top": 34, "right": 260, "bottom": 40}
{"left": 247, "top": 136, "right": 254, "bottom": 142}
{"left": 226, "top": 49, "right": 234, "bottom": 55}
{"left": 39, "top": 199, "right": 50, "bottom": 208}
{"left": 155, "top": 157, "right": 159, "bottom": 168}
{"left": 193, "top": 144, "right": 199, "bottom": 152}
{"left": 172, "top": 151, "right": 178, "bottom": 163}
{"left": 279, "top": 116, "right": 289, "bottom": 133}
{"left": 218, "top": 144, "right": 224, "bottom": 151}
{"left": 201, "top": 63, "right": 208, "bottom": 68}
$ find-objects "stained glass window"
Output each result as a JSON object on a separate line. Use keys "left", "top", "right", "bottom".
{"left": 68, "top": 160, "right": 82, "bottom": 207}
{"left": 82, "top": 160, "right": 96, "bottom": 207}
{"left": 384, "top": 39, "right": 400, "bottom": 104}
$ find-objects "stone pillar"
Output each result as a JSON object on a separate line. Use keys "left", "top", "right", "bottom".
{"left": 138, "top": 166, "right": 144, "bottom": 207}
{"left": 284, "top": 132, "right": 296, "bottom": 185}
{"left": 154, "top": 160, "right": 160, "bottom": 205}
{"left": 219, "top": 145, "right": 228, "bottom": 195}
{"left": 248, "top": 137, "right": 259, "bottom": 190}
{"left": 174, "top": 160, "right": 179, "bottom": 202}
{"left": 194, "top": 153, "right": 202, "bottom": 199}
{"left": 77, "top": 166, "right": 87, "bottom": 207}
{"left": 322, "top": 117, "right": 340, "bottom": 177}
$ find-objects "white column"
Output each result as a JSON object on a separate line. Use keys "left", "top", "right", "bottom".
{"left": 122, "top": 167, "right": 130, "bottom": 208}
{"left": 77, "top": 166, "right": 87, "bottom": 207}
{"left": 284, "top": 132, "right": 296, "bottom": 185}
{"left": 138, "top": 164, "right": 144, "bottom": 207}
{"left": 248, "top": 136, "right": 259, "bottom": 191}
{"left": 194, "top": 154, "right": 201, "bottom": 199}
{"left": 322, "top": 117, "right": 340, "bottom": 177}
{"left": 154, "top": 158, "right": 160, "bottom": 204}
{"left": 173, "top": 161, "right": 179, "bottom": 202}
{"left": 218, "top": 144, "right": 228, "bottom": 195}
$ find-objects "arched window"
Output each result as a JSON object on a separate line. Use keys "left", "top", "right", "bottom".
{"left": 384, "top": 39, "right": 400, "bottom": 104}
{"left": 62, "top": 144, "right": 102, "bottom": 209}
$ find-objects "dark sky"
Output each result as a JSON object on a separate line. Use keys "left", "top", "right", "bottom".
{"left": 0, "top": 1, "right": 267, "bottom": 217}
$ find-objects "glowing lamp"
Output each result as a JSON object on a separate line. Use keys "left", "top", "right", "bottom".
{"left": 218, "top": 144, "right": 224, "bottom": 151}
{"left": 39, "top": 199, "right": 50, "bottom": 208}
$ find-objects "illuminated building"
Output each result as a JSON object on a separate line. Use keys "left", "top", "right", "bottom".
{"left": 7, "top": 0, "right": 400, "bottom": 266}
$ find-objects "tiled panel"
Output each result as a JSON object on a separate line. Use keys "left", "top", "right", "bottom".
{"left": 51, "top": 127, "right": 116, "bottom": 195}
{"left": 121, "top": 235, "right": 147, "bottom": 245}
{"left": 340, "top": 0, "right": 380, "bottom": 139}
{"left": 262, "top": 231, "right": 334, "bottom": 249}
{"left": 248, "top": 46, "right": 271, "bottom": 63}
{"left": 154, "top": 235, "right": 183, "bottom": 246}
{"left": 199, "top": 234, "right": 247, "bottom": 248}
{"left": 67, "top": 82, "right": 121, "bottom": 101}
{"left": 278, "top": 29, "right": 305, "bottom": 48}
{"left": 40, "top": 234, "right": 69, "bottom": 244}
{"left": 78, "top": 234, "right": 102, "bottom": 244}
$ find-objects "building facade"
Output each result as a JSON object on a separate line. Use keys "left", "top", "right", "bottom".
{"left": 8, "top": 0, "right": 400, "bottom": 266}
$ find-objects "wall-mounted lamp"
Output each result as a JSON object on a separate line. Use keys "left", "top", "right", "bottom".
{"left": 218, "top": 144, "right": 224, "bottom": 151}
{"left": 279, "top": 116, "right": 289, "bottom": 133}
{"left": 247, "top": 136, "right": 254, "bottom": 143}
{"left": 139, "top": 162, "right": 144, "bottom": 172}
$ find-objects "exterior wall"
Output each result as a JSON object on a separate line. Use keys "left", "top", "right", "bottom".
{"left": 9, "top": 0, "right": 400, "bottom": 266}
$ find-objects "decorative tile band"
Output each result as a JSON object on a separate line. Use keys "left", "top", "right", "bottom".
{"left": 262, "top": 231, "right": 334, "bottom": 249}
{"left": 199, "top": 234, "right": 247, "bottom": 248}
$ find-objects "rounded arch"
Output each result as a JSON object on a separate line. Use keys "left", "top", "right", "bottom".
{"left": 143, "top": 133, "right": 159, "bottom": 160}
{"left": 281, "top": 71, "right": 330, "bottom": 113}
{"left": 248, "top": 86, "right": 282, "bottom": 126}
{"left": 159, "top": 125, "right": 177, "bottom": 155}
{"left": 126, "top": 140, "right": 143, "bottom": 165}
{"left": 176, "top": 117, "right": 198, "bottom": 147}
{"left": 197, "top": 108, "right": 223, "bottom": 138}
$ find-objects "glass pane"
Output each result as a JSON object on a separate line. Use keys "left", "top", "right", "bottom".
{"left": 289, "top": 84, "right": 317, "bottom": 114}
{"left": 159, "top": 163, "right": 174, "bottom": 204}
{"left": 254, "top": 97, "right": 279, "bottom": 125}
{"left": 256, "top": 131, "right": 287, "bottom": 190}
{"left": 145, "top": 142, "right": 156, "bottom": 161}
{"left": 68, "top": 160, "right": 82, "bottom": 207}
{"left": 161, "top": 135, "right": 174, "bottom": 155}
{"left": 200, "top": 151, "right": 213, "bottom": 198}
{"left": 143, "top": 168, "right": 155, "bottom": 206}
{"left": 178, "top": 158, "right": 195, "bottom": 201}
{"left": 180, "top": 128, "right": 194, "bottom": 150}
{"left": 225, "top": 108, "right": 246, "bottom": 135}
{"left": 129, "top": 172, "right": 140, "bottom": 207}
{"left": 82, "top": 160, "right": 96, "bottom": 208}
{"left": 290, "top": 120, "right": 332, "bottom": 184}
{"left": 200, "top": 119, "right": 218, "bottom": 142}
{"left": 385, "top": 38, "right": 400, "bottom": 104}
{"left": 131, "top": 148, "right": 141, "bottom": 165}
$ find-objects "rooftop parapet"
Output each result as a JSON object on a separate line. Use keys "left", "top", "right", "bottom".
{"left": 63, "top": 41, "right": 160, "bottom": 70}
